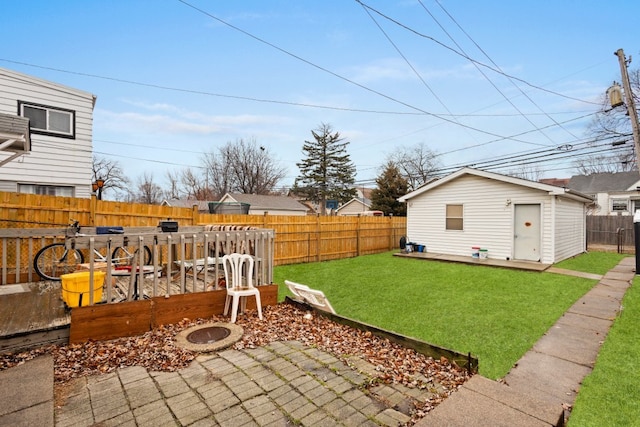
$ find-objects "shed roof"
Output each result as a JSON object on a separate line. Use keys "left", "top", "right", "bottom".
{"left": 568, "top": 171, "right": 640, "bottom": 193}
{"left": 398, "top": 167, "right": 593, "bottom": 203}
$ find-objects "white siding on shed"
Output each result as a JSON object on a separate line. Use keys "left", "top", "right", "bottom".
{"left": 406, "top": 175, "right": 555, "bottom": 260}
{"left": 0, "top": 68, "right": 96, "bottom": 198}
{"left": 553, "top": 197, "right": 586, "bottom": 262}
{"left": 402, "top": 169, "right": 590, "bottom": 264}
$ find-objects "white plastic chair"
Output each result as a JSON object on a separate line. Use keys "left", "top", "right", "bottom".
{"left": 222, "top": 253, "right": 263, "bottom": 323}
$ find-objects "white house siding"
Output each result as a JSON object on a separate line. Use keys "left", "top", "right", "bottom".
{"left": 553, "top": 197, "right": 586, "bottom": 262}
{"left": 337, "top": 201, "right": 369, "bottom": 216}
{"left": 406, "top": 175, "right": 556, "bottom": 262}
{"left": 0, "top": 68, "right": 95, "bottom": 198}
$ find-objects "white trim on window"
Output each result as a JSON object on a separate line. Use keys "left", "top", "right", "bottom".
{"left": 611, "top": 198, "right": 629, "bottom": 213}
{"left": 446, "top": 204, "right": 464, "bottom": 230}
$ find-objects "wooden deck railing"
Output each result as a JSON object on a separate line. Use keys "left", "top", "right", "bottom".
{"left": 0, "top": 226, "right": 274, "bottom": 304}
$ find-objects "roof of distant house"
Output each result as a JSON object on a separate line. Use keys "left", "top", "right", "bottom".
{"left": 161, "top": 199, "right": 211, "bottom": 211}
{"left": 539, "top": 177, "right": 570, "bottom": 187}
{"left": 222, "top": 193, "right": 308, "bottom": 212}
{"left": 568, "top": 171, "right": 640, "bottom": 193}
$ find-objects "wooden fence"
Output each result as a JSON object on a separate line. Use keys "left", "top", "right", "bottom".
{"left": 586, "top": 215, "right": 634, "bottom": 251}
{"left": 0, "top": 192, "right": 407, "bottom": 285}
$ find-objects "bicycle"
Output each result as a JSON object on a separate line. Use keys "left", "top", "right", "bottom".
{"left": 33, "top": 220, "right": 152, "bottom": 281}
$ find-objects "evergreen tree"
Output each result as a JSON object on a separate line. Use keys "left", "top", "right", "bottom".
{"left": 370, "top": 161, "right": 408, "bottom": 216}
{"left": 294, "top": 123, "right": 356, "bottom": 214}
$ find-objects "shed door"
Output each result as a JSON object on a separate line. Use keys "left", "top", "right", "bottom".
{"left": 514, "top": 204, "right": 541, "bottom": 261}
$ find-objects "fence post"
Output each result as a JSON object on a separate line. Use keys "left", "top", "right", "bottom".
{"left": 356, "top": 215, "right": 361, "bottom": 256}
{"left": 634, "top": 212, "right": 640, "bottom": 275}
{"left": 316, "top": 214, "right": 321, "bottom": 262}
{"left": 191, "top": 205, "right": 198, "bottom": 226}
{"left": 89, "top": 194, "right": 97, "bottom": 226}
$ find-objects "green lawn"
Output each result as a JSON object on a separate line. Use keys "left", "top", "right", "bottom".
{"left": 274, "top": 251, "right": 599, "bottom": 379}
{"left": 553, "top": 251, "right": 627, "bottom": 275}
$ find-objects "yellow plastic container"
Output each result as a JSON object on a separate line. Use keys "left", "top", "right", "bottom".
{"left": 60, "top": 271, "right": 106, "bottom": 307}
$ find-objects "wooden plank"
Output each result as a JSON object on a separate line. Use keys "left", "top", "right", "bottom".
{"left": 0, "top": 327, "right": 69, "bottom": 354}
{"left": 151, "top": 291, "right": 227, "bottom": 327}
{"left": 152, "top": 285, "right": 278, "bottom": 327}
{"left": 69, "top": 300, "right": 152, "bottom": 344}
{"left": 68, "top": 285, "right": 279, "bottom": 343}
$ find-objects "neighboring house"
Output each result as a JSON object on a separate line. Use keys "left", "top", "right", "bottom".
{"left": 0, "top": 67, "right": 97, "bottom": 198}
{"left": 336, "top": 197, "right": 376, "bottom": 216}
{"left": 398, "top": 168, "right": 593, "bottom": 264}
{"left": 161, "top": 199, "right": 212, "bottom": 213}
{"left": 539, "top": 177, "right": 570, "bottom": 187}
{"left": 355, "top": 187, "right": 374, "bottom": 200}
{"left": 217, "top": 193, "right": 309, "bottom": 216}
{"left": 567, "top": 171, "right": 640, "bottom": 215}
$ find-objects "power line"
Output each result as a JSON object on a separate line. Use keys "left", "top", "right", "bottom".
{"left": 355, "top": 0, "right": 600, "bottom": 106}
{"left": 419, "top": 0, "right": 557, "bottom": 145}
{"left": 431, "top": 0, "right": 580, "bottom": 141}
{"left": 175, "top": 0, "right": 548, "bottom": 147}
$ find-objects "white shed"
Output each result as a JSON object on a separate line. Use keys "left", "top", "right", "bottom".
{"left": 398, "top": 168, "right": 593, "bottom": 264}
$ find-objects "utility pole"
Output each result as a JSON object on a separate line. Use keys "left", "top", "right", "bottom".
{"left": 614, "top": 48, "right": 640, "bottom": 172}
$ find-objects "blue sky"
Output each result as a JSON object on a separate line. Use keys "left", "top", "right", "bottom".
{"left": 2, "top": 0, "right": 639, "bottom": 191}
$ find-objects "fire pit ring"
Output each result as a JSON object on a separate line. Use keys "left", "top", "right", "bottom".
{"left": 175, "top": 322, "right": 243, "bottom": 352}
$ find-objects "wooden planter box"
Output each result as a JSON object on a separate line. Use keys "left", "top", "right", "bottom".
{"left": 69, "top": 284, "right": 278, "bottom": 343}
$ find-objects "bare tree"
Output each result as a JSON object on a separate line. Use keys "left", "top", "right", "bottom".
{"left": 507, "top": 164, "right": 544, "bottom": 181}
{"left": 133, "top": 172, "right": 163, "bottom": 205}
{"left": 180, "top": 168, "right": 214, "bottom": 200}
{"left": 92, "top": 156, "right": 129, "bottom": 200}
{"left": 203, "top": 138, "right": 286, "bottom": 197}
{"left": 164, "top": 169, "right": 182, "bottom": 200}
{"left": 579, "top": 67, "right": 639, "bottom": 174}
{"left": 388, "top": 142, "right": 441, "bottom": 191}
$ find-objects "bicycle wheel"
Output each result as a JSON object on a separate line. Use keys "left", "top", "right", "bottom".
{"left": 111, "top": 245, "right": 152, "bottom": 266}
{"left": 34, "top": 243, "right": 84, "bottom": 281}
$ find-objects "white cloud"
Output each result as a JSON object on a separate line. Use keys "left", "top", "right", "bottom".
{"left": 95, "top": 106, "right": 292, "bottom": 137}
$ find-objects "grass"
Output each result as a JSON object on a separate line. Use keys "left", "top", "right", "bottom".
{"left": 273, "top": 251, "right": 599, "bottom": 379}
{"left": 567, "top": 275, "right": 640, "bottom": 426}
{"left": 553, "top": 251, "right": 627, "bottom": 275}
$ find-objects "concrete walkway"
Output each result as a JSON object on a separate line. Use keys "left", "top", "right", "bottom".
{"left": 417, "top": 257, "right": 635, "bottom": 427}
{"left": 0, "top": 257, "right": 634, "bottom": 426}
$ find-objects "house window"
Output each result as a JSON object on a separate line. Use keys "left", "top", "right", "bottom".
{"left": 18, "top": 101, "right": 75, "bottom": 138}
{"left": 446, "top": 204, "right": 463, "bottom": 230}
{"left": 611, "top": 198, "right": 629, "bottom": 213}
{"left": 18, "top": 184, "right": 74, "bottom": 198}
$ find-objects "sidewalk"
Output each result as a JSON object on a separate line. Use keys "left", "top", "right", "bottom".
{"left": 0, "top": 257, "right": 634, "bottom": 426}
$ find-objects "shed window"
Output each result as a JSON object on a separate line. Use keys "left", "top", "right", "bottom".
{"left": 446, "top": 204, "right": 463, "bottom": 230}
{"left": 18, "top": 101, "right": 75, "bottom": 138}
{"left": 611, "top": 198, "right": 629, "bottom": 213}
